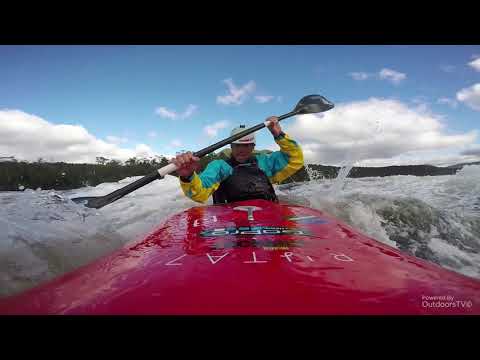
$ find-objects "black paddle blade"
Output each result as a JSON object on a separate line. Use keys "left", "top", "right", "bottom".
{"left": 71, "top": 171, "right": 162, "bottom": 209}
{"left": 294, "top": 95, "right": 334, "bottom": 114}
{"left": 71, "top": 196, "right": 105, "bottom": 209}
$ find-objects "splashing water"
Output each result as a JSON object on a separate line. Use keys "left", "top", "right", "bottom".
{"left": 1, "top": 166, "right": 479, "bottom": 298}
{"left": 277, "top": 165, "right": 480, "bottom": 279}
{"left": 329, "top": 164, "right": 354, "bottom": 193}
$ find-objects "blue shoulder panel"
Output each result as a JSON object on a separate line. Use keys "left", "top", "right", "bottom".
{"left": 198, "top": 159, "right": 233, "bottom": 188}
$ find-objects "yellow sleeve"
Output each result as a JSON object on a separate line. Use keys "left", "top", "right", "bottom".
{"left": 179, "top": 159, "right": 229, "bottom": 203}
{"left": 269, "top": 133, "right": 304, "bottom": 184}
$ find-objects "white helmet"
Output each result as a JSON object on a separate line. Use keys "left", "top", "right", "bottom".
{"left": 231, "top": 125, "right": 255, "bottom": 144}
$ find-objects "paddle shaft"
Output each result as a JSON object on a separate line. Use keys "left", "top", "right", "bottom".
{"left": 72, "top": 110, "right": 299, "bottom": 208}
{"left": 193, "top": 110, "right": 297, "bottom": 158}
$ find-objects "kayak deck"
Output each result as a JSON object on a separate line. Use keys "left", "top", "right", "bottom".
{"left": 1, "top": 199, "right": 479, "bottom": 314}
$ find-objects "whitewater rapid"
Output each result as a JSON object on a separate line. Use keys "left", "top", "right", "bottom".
{"left": 1, "top": 165, "right": 479, "bottom": 298}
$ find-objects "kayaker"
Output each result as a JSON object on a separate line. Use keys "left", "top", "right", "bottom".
{"left": 171, "top": 116, "right": 304, "bottom": 204}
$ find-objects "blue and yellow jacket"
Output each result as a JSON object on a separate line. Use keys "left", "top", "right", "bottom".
{"left": 180, "top": 133, "right": 304, "bottom": 203}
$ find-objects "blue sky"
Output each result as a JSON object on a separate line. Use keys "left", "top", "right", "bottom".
{"left": 1, "top": 45, "right": 479, "bottom": 166}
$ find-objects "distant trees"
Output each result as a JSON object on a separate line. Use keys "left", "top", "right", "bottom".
{"left": 0, "top": 151, "right": 311, "bottom": 191}
{"left": 96, "top": 157, "right": 109, "bottom": 165}
{"left": 4, "top": 152, "right": 458, "bottom": 192}
{"left": 0, "top": 156, "right": 172, "bottom": 191}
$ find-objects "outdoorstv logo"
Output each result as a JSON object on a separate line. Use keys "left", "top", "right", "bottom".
{"left": 421, "top": 295, "right": 473, "bottom": 309}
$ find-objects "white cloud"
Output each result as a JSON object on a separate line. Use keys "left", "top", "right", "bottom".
{"left": 411, "top": 96, "right": 430, "bottom": 110}
{"left": 204, "top": 121, "right": 229, "bottom": 138}
{"left": 468, "top": 57, "right": 480, "bottom": 72}
{"left": 411, "top": 96, "right": 428, "bottom": 105}
{"left": 217, "top": 78, "right": 256, "bottom": 105}
{"left": 456, "top": 83, "right": 480, "bottom": 111}
{"left": 106, "top": 135, "right": 128, "bottom": 144}
{"left": 0, "top": 109, "right": 157, "bottom": 163}
{"left": 171, "top": 139, "right": 182, "bottom": 147}
{"left": 155, "top": 104, "right": 197, "bottom": 120}
{"left": 410, "top": 97, "right": 432, "bottom": 114}
{"left": 182, "top": 104, "right": 197, "bottom": 118}
{"left": 349, "top": 72, "right": 370, "bottom": 81}
{"left": 437, "top": 97, "right": 458, "bottom": 109}
{"left": 283, "top": 98, "right": 477, "bottom": 166}
{"left": 356, "top": 150, "right": 480, "bottom": 167}
{"left": 255, "top": 95, "right": 274, "bottom": 104}
{"left": 461, "top": 146, "right": 480, "bottom": 156}
{"left": 348, "top": 69, "right": 406, "bottom": 85}
{"left": 134, "top": 144, "right": 155, "bottom": 158}
{"left": 378, "top": 68, "right": 406, "bottom": 85}
{"left": 147, "top": 131, "right": 158, "bottom": 138}
{"left": 440, "top": 65, "right": 456, "bottom": 73}
{"left": 155, "top": 106, "right": 177, "bottom": 119}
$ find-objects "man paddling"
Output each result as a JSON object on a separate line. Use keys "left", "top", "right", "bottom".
{"left": 172, "top": 116, "right": 304, "bottom": 204}
{"left": 71, "top": 95, "right": 331, "bottom": 210}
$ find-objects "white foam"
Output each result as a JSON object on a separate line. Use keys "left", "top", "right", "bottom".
{"left": 428, "top": 237, "right": 480, "bottom": 278}
{"left": 0, "top": 175, "right": 198, "bottom": 297}
{"left": 1, "top": 166, "right": 480, "bottom": 298}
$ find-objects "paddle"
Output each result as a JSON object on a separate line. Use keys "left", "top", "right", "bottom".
{"left": 71, "top": 94, "right": 334, "bottom": 209}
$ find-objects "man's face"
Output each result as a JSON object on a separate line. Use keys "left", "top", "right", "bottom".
{"left": 231, "top": 143, "right": 255, "bottom": 163}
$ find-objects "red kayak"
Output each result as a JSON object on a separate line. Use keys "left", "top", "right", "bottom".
{"left": 1, "top": 199, "right": 479, "bottom": 315}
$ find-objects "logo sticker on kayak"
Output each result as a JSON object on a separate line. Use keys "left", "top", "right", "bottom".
{"left": 200, "top": 226, "right": 311, "bottom": 237}
{"left": 286, "top": 215, "right": 329, "bottom": 225}
{"left": 209, "top": 238, "right": 305, "bottom": 250}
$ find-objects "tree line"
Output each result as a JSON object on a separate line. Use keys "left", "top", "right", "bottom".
{"left": 0, "top": 152, "right": 311, "bottom": 191}
{"left": 0, "top": 152, "right": 460, "bottom": 192}
{"left": 0, "top": 157, "right": 170, "bottom": 191}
